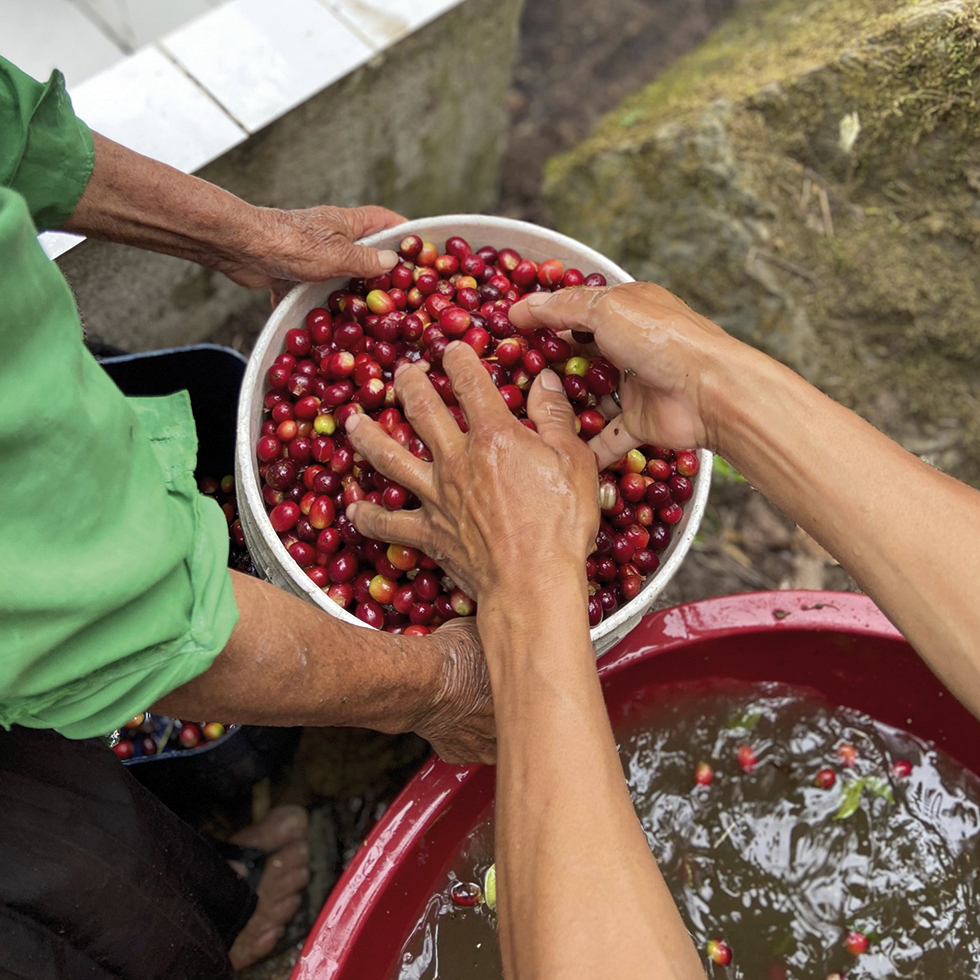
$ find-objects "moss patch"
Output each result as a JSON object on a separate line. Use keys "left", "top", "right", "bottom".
{"left": 545, "top": 0, "right": 980, "bottom": 486}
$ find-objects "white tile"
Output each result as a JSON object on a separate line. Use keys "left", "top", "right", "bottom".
{"left": 71, "top": 0, "right": 216, "bottom": 51}
{"left": 39, "top": 230, "right": 86, "bottom": 260}
{"left": 69, "top": 46, "right": 247, "bottom": 174}
{"left": 3, "top": 0, "right": 125, "bottom": 88}
{"left": 321, "top": 0, "right": 464, "bottom": 48}
{"left": 160, "top": 0, "right": 374, "bottom": 133}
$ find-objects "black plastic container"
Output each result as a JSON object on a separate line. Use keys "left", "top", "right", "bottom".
{"left": 101, "top": 345, "right": 300, "bottom": 817}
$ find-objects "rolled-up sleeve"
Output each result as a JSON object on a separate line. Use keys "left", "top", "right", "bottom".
{"left": 0, "top": 55, "right": 94, "bottom": 231}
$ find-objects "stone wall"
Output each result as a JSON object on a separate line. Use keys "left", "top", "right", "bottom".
{"left": 60, "top": 0, "right": 525, "bottom": 353}
{"left": 545, "top": 0, "right": 980, "bottom": 486}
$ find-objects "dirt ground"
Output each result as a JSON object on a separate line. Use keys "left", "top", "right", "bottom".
{"left": 228, "top": 1, "right": 859, "bottom": 975}
{"left": 498, "top": 0, "right": 744, "bottom": 223}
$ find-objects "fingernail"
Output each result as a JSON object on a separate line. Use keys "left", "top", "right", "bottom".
{"left": 346, "top": 503, "right": 358, "bottom": 521}
{"left": 524, "top": 292, "right": 549, "bottom": 309}
{"left": 445, "top": 341, "right": 462, "bottom": 353}
{"left": 394, "top": 361, "right": 411, "bottom": 378}
{"left": 539, "top": 369, "right": 562, "bottom": 392}
{"left": 378, "top": 249, "right": 398, "bottom": 270}
{"left": 345, "top": 413, "right": 362, "bottom": 433}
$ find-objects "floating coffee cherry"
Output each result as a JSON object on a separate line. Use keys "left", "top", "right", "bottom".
{"left": 450, "top": 881, "right": 483, "bottom": 907}
{"left": 737, "top": 745, "right": 757, "bottom": 774}
{"left": 837, "top": 744, "right": 858, "bottom": 767}
{"left": 695, "top": 761, "right": 714, "bottom": 786}
{"left": 815, "top": 767, "right": 836, "bottom": 789}
{"left": 844, "top": 931, "right": 868, "bottom": 955}
{"left": 892, "top": 758, "right": 912, "bottom": 778}
{"left": 707, "top": 939, "right": 732, "bottom": 966}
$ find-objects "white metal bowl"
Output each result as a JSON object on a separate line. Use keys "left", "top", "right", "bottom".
{"left": 235, "top": 215, "right": 711, "bottom": 655}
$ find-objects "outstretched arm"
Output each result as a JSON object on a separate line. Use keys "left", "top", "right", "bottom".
{"left": 62, "top": 133, "right": 404, "bottom": 304}
{"left": 344, "top": 343, "right": 706, "bottom": 980}
{"left": 512, "top": 284, "right": 980, "bottom": 721}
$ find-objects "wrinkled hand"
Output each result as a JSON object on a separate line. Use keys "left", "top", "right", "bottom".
{"left": 510, "top": 282, "right": 743, "bottom": 467}
{"left": 414, "top": 618, "right": 495, "bottom": 765}
{"left": 344, "top": 342, "right": 599, "bottom": 601}
{"left": 221, "top": 204, "right": 405, "bottom": 305}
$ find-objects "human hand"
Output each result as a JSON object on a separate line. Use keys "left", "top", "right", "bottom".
{"left": 343, "top": 342, "right": 599, "bottom": 602}
{"left": 510, "top": 282, "right": 745, "bottom": 467}
{"left": 221, "top": 204, "right": 406, "bottom": 305}
{"left": 414, "top": 618, "right": 495, "bottom": 765}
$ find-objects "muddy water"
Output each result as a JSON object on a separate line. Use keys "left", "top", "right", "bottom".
{"left": 392, "top": 682, "right": 980, "bottom": 979}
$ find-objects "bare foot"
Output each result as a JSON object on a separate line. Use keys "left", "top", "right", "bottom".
{"left": 227, "top": 805, "right": 310, "bottom": 971}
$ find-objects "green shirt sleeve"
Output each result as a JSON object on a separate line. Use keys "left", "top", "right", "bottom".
{"left": 0, "top": 187, "right": 239, "bottom": 739}
{"left": 0, "top": 55, "right": 94, "bottom": 232}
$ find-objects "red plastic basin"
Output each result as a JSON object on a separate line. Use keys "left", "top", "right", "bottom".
{"left": 293, "top": 591, "right": 980, "bottom": 980}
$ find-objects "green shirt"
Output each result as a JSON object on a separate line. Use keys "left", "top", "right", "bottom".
{"left": 0, "top": 56, "right": 239, "bottom": 738}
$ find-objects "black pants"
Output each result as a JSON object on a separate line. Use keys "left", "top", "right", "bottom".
{"left": 0, "top": 727, "right": 255, "bottom": 980}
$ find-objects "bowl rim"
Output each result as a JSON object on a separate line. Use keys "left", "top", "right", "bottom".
{"left": 235, "top": 214, "right": 712, "bottom": 646}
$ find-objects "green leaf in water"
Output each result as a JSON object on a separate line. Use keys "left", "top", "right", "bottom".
{"left": 866, "top": 776, "right": 895, "bottom": 803}
{"left": 726, "top": 709, "right": 763, "bottom": 731}
{"left": 835, "top": 778, "right": 865, "bottom": 820}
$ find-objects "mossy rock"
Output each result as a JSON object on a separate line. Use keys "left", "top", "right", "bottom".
{"left": 545, "top": 0, "right": 980, "bottom": 486}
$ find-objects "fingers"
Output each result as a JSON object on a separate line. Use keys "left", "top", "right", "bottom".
{"left": 394, "top": 364, "right": 464, "bottom": 458}
{"left": 526, "top": 370, "right": 580, "bottom": 451}
{"left": 331, "top": 206, "right": 406, "bottom": 277}
{"left": 331, "top": 239, "right": 399, "bottom": 279}
{"left": 341, "top": 205, "right": 407, "bottom": 240}
{"left": 346, "top": 499, "right": 431, "bottom": 551}
{"left": 509, "top": 286, "right": 606, "bottom": 334}
{"left": 588, "top": 414, "right": 642, "bottom": 469}
{"left": 345, "top": 412, "right": 429, "bottom": 494}
{"left": 598, "top": 394, "right": 620, "bottom": 420}
{"left": 442, "top": 342, "right": 512, "bottom": 431}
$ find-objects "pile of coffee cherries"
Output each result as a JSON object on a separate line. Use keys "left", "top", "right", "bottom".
{"left": 111, "top": 712, "right": 227, "bottom": 761}
{"left": 256, "top": 234, "right": 700, "bottom": 633}
{"left": 109, "top": 474, "right": 244, "bottom": 760}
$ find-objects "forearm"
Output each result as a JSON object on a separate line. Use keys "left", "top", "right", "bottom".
{"left": 153, "top": 571, "right": 442, "bottom": 731}
{"left": 712, "top": 351, "right": 980, "bottom": 715}
{"left": 482, "top": 574, "right": 703, "bottom": 980}
{"left": 60, "top": 132, "right": 263, "bottom": 269}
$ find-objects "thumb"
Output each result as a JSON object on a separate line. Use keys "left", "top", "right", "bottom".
{"left": 331, "top": 240, "right": 399, "bottom": 279}
{"left": 526, "top": 370, "right": 579, "bottom": 449}
{"left": 588, "top": 414, "right": 642, "bottom": 470}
